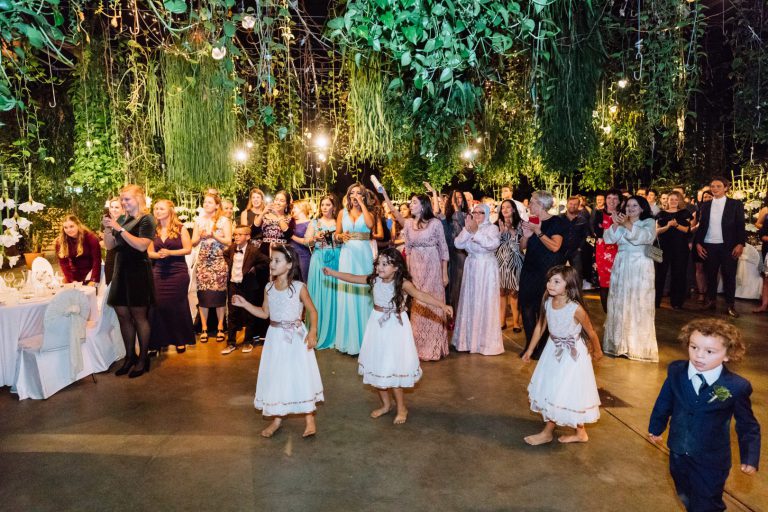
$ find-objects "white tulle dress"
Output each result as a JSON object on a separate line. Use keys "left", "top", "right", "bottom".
{"left": 357, "top": 278, "right": 422, "bottom": 389}
{"left": 254, "top": 282, "right": 324, "bottom": 416}
{"left": 528, "top": 299, "right": 601, "bottom": 427}
{"left": 602, "top": 218, "right": 659, "bottom": 362}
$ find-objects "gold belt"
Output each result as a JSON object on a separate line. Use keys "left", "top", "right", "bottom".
{"left": 347, "top": 232, "right": 371, "bottom": 241}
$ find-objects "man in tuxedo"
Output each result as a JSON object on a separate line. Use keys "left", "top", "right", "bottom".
{"left": 221, "top": 225, "right": 270, "bottom": 355}
{"left": 694, "top": 176, "right": 746, "bottom": 318}
{"left": 649, "top": 319, "right": 760, "bottom": 512}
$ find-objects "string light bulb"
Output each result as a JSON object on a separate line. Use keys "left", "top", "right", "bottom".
{"left": 233, "top": 148, "right": 248, "bottom": 162}
{"left": 617, "top": 78, "right": 629, "bottom": 89}
{"left": 609, "top": 105, "right": 619, "bottom": 115}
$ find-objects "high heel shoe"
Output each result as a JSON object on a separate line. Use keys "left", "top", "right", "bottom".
{"left": 128, "top": 357, "right": 151, "bottom": 379}
{"left": 115, "top": 357, "right": 135, "bottom": 376}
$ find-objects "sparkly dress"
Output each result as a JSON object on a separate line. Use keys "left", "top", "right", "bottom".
{"left": 451, "top": 223, "right": 504, "bottom": 355}
{"left": 308, "top": 219, "right": 340, "bottom": 349}
{"left": 358, "top": 278, "right": 422, "bottom": 388}
{"left": 254, "top": 282, "right": 324, "bottom": 416}
{"left": 528, "top": 299, "right": 601, "bottom": 427}
{"left": 403, "top": 218, "right": 450, "bottom": 361}
{"left": 334, "top": 210, "right": 374, "bottom": 355}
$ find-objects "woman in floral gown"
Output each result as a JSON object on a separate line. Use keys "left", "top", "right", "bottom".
{"left": 192, "top": 192, "right": 231, "bottom": 343}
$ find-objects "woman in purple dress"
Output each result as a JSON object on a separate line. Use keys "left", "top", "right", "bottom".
{"left": 380, "top": 189, "right": 451, "bottom": 361}
{"left": 290, "top": 200, "right": 312, "bottom": 282}
{"left": 148, "top": 200, "right": 195, "bottom": 353}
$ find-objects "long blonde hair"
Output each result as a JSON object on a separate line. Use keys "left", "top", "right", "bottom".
{"left": 120, "top": 184, "right": 149, "bottom": 215}
{"left": 57, "top": 215, "right": 92, "bottom": 258}
{"left": 154, "top": 199, "right": 183, "bottom": 239}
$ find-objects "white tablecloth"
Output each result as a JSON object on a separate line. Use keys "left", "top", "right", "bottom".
{"left": 0, "top": 286, "right": 97, "bottom": 387}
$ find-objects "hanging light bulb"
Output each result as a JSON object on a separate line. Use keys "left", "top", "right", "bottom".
{"left": 233, "top": 148, "right": 248, "bottom": 162}
{"left": 609, "top": 105, "right": 619, "bottom": 115}
{"left": 602, "top": 125, "right": 612, "bottom": 135}
{"left": 211, "top": 46, "right": 227, "bottom": 60}
{"left": 317, "top": 153, "right": 327, "bottom": 163}
{"left": 242, "top": 15, "right": 256, "bottom": 30}
{"left": 85, "top": 140, "right": 93, "bottom": 149}
{"left": 617, "top": 78, "right": 629, "bottom": 89}
{"left": 245, "top": 140, "right": 254, "bottom": 149}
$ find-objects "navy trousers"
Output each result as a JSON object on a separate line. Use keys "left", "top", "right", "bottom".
{"left": 669, "top": 452, "right": 729, "bottom": 512}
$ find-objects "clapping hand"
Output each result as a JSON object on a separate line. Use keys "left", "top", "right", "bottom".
{"left": 667, "top": 219, "right": 678, "bottom": 228}
{"left": 103, "top": 216, "right": 119, "bottom": 231}
{"left": 521, "top": 220, "right": 540, "bottom": 237}
{"left": 423, "top": 181, "right": 436, "bottom": 194}
{"left": 158, "top": 248, "right": 170, "bottom": 259}
{"left": 465, "top": 214, "right": 478, "bottom": 233}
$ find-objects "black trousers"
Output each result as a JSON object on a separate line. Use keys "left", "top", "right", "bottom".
{"left": 703, "top": 243, "right": 738, "bottom": 306}
{"left": 656, "top": 246, "right": 689, "bottom": 308}
{"left": 564, "top": 249, "right": 583, "bottom": 282}
{"left": 227, "top": 281, "right": 258, "bottom": 346}
{"left": 669, "top": 452, "right": 728, "bottom": 512}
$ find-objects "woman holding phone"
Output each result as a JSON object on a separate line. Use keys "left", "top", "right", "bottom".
{"left": 517, "top": 190, "right": 567, "bottom": 359}
{"left": 259, "top": 190, "right": 294, "bottom": 256}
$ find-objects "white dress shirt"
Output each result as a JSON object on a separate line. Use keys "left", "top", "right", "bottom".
{"left": 703, "top": 196, "right": 727, "bottom": 244}
{"left": 231, "top": 245, "right": 246, "bottom": 283}
{"left": 687, "top": 362, "right": 723, "bottom": 395}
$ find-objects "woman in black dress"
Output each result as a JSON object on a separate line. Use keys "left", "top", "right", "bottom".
{"left": 260, "top": 190, "right": 294, "bottom": 255}
{"left": 442, "top": 189, "right": 469, "bottom": 313}
{"left": 518, "top": 190, "right": 567, "bottom": 359}
{"left": 103, "top": 196, "right": 123, "bottom": 286}
{"left": 240, "top": 187, "right": 266, "bottom": 245}
{"left": 148, "top": 199, "right": 195, "bottom": 353}
{"left": 655, "top": 191, "right": 693, "bottom": 309}
{"left": 103, "top": 184, "right": 156, "bottom": 378}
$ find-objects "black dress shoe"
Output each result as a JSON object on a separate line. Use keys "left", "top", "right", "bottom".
{"left": 128, "top": 358, "right": 151, "bottom": 378}
{"left": 115, "top": 359, "right": 135, "bottom": 376}
{"left": 727, "top": 307, "right": 740, "bottom": 319}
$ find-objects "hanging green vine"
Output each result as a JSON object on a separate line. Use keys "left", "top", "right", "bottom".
{"left": 162, "top": 51, "right": 237, "bottom": 186}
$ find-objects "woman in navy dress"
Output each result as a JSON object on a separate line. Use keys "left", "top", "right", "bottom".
{"left": 290, "top": 200, "right": 313, "bottom": 282}
{"left": 103, "top": 184, "right": 156, "bottom": 378}
{"left": 148, "top": 200, "right": 195, "bottom": 353}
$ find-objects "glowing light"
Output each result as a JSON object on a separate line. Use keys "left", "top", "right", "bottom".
{"left": 85, "top": 140, "right": 93, "bottom": 149}
{"left": 313, "top": 133, "right": 329, "bottom": 150}
{"left": 245, "top": 140, "right": 254, "bottom": 149}
{"left": 461, "top": 149, "right": 473, "bottom": 160}
{"left": 233, "top": 148, "right": 248, "bottom": 162}
{"left": 609, "top": 105, "right": 619, "bottom": 114}
{"left": 617, "top": 78, "right": 628, "bottom": 89}
{"left": 602, "top": 125, "right": 612, "bottom": 134}
{"left": 475, "top": 136, "right": 483, "bottom": 143}
{"left": 317, "top": 153, "right": 327, "bottom": 162}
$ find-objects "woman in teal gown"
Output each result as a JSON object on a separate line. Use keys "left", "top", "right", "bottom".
{"left": 334, "top": 184, "right": 375, "bottom": 355}
{"left": 307, "top": 195, "right": 342, "bottom": 349}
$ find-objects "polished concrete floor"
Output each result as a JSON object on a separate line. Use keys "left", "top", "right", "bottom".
{"left": 0, "top": 293, "right": 766, "bottom": 511}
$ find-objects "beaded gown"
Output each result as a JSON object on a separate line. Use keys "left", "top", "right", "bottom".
{"left": 402, "top": 218, "right": 450, "bottom": 361}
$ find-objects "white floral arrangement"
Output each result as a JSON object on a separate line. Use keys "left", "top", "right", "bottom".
{"left": 0, "top": 196, "right": 46, "bottom": 270}
{"left": 730, "top": 167, "right": 766, "bottom": 246}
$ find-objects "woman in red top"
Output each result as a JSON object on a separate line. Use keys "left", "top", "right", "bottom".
{"left": 592, "top": 189, "right": 621, "bottom": 312}
{"left": 55, "top": 215, "right": 101, "bottom": 286}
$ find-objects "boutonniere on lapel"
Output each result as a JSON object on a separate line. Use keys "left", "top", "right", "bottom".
{"left": 708, "top": 385, "right": 732, "bottom": 403}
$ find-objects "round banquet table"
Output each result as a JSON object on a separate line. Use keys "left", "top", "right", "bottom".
{"left": 0, "top": 285, "right": 98, "bottom": 387}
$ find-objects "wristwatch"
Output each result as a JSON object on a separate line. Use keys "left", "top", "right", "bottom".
{"left": 537, "top": 232, "right": 545, "bottom": 238}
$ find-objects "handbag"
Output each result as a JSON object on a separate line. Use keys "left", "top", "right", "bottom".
{"left": 644, "top": 237, "right": 663, "bottom": 263}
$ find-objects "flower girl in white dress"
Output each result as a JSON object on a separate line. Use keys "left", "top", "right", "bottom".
{"left": 324, "top": 248, "right": 453, "bottom": 424}
{"left": 522, "top": 265, "right": 603, "bottom": 445}
{"left": 232, "top": 245, "right": 323, "bottom": 438}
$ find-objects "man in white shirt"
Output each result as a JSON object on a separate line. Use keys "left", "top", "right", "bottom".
{"left": 694, "top": 177, "right": 746, "bottom": 318}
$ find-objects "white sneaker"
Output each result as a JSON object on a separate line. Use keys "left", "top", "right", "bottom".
{"left": 221, "top": 345, "right": 237, "bottom": 355}
{"left": 242, "top": 343, "right": 254, "bottom": 353}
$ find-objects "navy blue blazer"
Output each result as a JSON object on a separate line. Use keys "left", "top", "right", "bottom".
{"left": 649, "top": 360, "right": 760, "bottom": 470}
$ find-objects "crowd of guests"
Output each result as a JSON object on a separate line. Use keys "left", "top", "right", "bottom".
{"left": 50, "top": 177, "right": 768, "bottom": 376}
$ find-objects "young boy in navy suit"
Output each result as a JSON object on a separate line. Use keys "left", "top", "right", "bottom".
{"left": 649, "top": 318, "right": 760, "bottom": 512}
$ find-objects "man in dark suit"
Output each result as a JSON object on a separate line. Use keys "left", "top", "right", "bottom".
{"left": 693, "top": 176, "right": 746, "bottom": 318}
{"left": 649, "top": 318, "right": 760, "bottom": 512}
{"left": 221, "top": 225, "right": 270, "bottom": 355}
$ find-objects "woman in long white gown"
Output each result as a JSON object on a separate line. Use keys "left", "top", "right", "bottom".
{"left": 451, "top": 203, "right": 503, "bottom": 355}
{"left": 603, "top": 196, "right": 658, "bottom": 362}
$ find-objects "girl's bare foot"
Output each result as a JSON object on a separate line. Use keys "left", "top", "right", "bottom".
{"left": 370, "top": 405, "right": 392, "bottom": 419}
{"left": 524, "top": 431, "right": 553, "bottom": 445}
{"left": 261, "top": 418, "right": 282, "bottom": 438}
{"left": 393, "top": 408, "right": 408, "bottom": 425}
{"left": 559, "top": 427, "right": 588, "bottom": 443}
{"left": 302, "top": 415, "right": 316, "bottom": 438}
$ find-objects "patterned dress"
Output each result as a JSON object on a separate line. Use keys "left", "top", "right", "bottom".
{"left": 495, "top": 226, "right": 524, "bottom": 294}
{"left": 403, "top": 218, "right": 450, "bottom": 361}
{"left": 594, "top": 210, "right": 619, "bottom": 288}
{"left": 260, "top": 215, "right": 293, "bottom": 256}
{"left": 195, "top": 216, "right": 229, "bottom": 308}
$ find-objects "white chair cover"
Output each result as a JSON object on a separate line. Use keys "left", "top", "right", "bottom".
{"left": 13, "top": 289, "right": 91, "bottom": 400}
{"left": 80, "top": 284, "right": 125, "bottom": 377}
{"left": 735, "top": 244, "right": 762, "bottom": 300}
{"left": 30, "top": 257, "right": 55, "bottom": 284}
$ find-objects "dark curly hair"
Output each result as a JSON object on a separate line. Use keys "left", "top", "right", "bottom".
{"left": 367, "top": 248, "right": 411, "bottom": 313}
